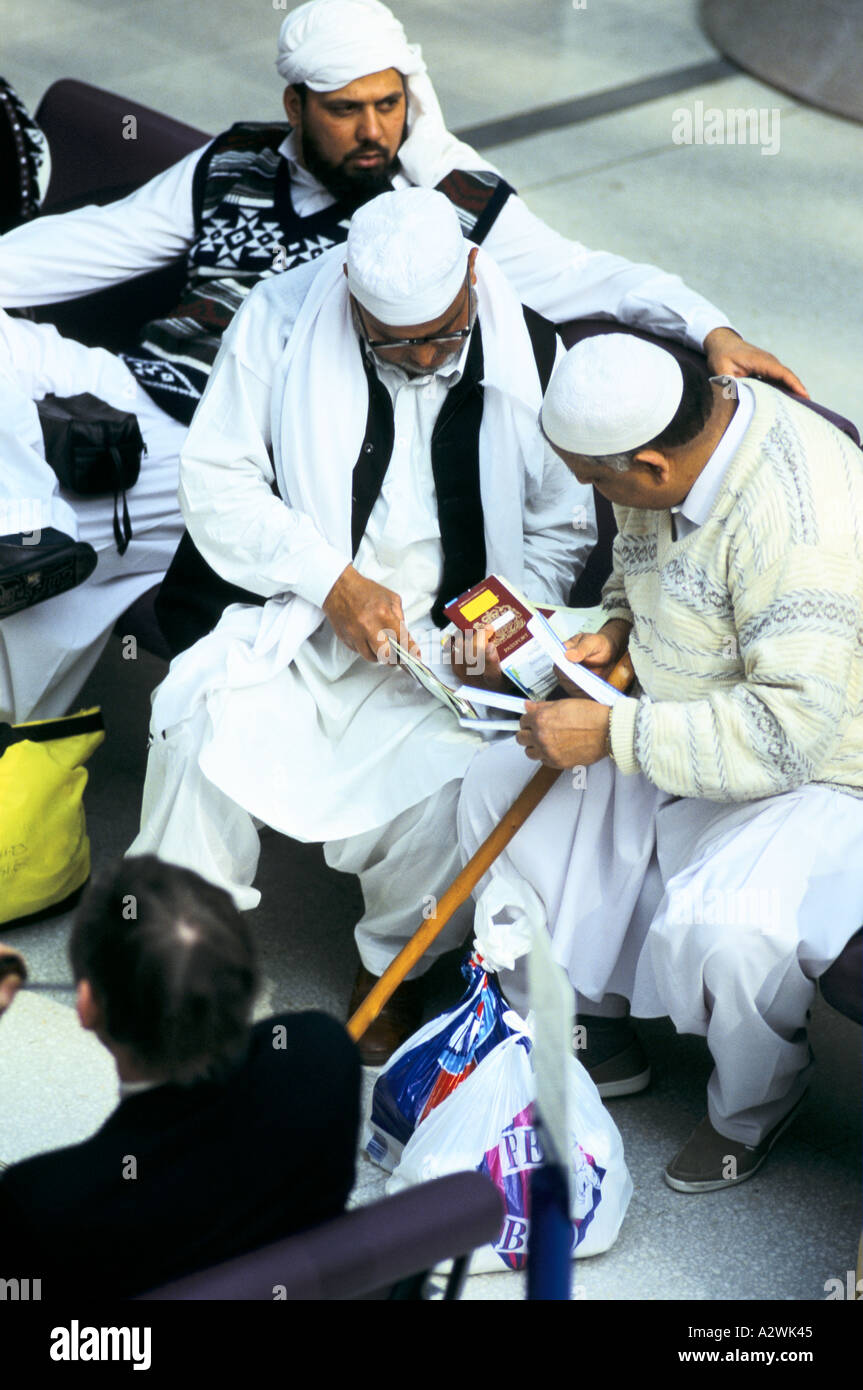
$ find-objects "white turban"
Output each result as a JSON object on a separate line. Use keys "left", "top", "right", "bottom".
{"left": 275, "top": 0, "right": 500, "bottom": 186}
{"left": 346, "top": 188, "right": 467, "bottom": 325}
{"left": 541, "top": 334, "right": 685, "bottom": 455}
{"left": 277, "top": 0, "right": 423, "bottom": 90}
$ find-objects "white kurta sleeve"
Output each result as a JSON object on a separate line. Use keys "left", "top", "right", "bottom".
{"left": 0, "top": 145, "right": 209, "bottom": 308}
{"left": 521, "top": 440, "right": 597, "bottom": 605}
{"left": 482, "top": 194, "right": 730, "bottom": 351}
{"left": 178, "top": 294, "right": 351, "bottom": 610}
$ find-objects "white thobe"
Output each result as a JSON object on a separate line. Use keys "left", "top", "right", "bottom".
{"left": 0, "top": 312, "right": 185, "bottom": 723}
{"left": 130, "top": 312, "right": 594, "bottom": 974}
{"left": 458, "top": 745, "right": 863, "bottom": 1144}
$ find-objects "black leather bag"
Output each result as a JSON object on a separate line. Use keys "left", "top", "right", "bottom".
{"left": 37, "top": 392, "right": 145, "bottom": 555}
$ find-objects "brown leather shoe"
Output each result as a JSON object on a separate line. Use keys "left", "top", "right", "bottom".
{"left": 347, "top": 964, "right": 425, "bottom": 1068}
{"left": 663, "top": 1097, "right": 805, "bottom": 1193}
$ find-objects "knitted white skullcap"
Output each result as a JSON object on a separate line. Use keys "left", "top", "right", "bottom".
{"left": 541, "top": 334, "right": 684, "bottom": 455}
{"left": 276, "top": 0, "right": 424, "bottom": 89}
{"left": 346, "top": 188, "right": 467, "bottom": 326}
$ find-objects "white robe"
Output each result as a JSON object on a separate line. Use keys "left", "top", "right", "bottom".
{"left": 459, "top": 741, "right": 863, "bottom": 1143}
{"left": 130, "top": 252, "right": 595, "bottom": 968}
{"left": 0, "top": 312, "right": 185, "bottom": 723}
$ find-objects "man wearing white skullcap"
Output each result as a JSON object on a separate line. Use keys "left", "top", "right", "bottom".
{"left": 460, "top": 333, "right": 863, "bottom": 1190}
{"left": 0, "top": 0, "right": 804, "bottom": 723}
{"left": 128, "top": 188, "right": 596, "bottom": 1063}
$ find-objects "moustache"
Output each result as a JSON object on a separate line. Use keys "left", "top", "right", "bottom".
{"left": 344, "top": 142, "right": 390, "bottom": 162}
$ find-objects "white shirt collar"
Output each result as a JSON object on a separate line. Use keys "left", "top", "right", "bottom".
{"left": 673, "top": 377, "right": 755, "bottom": 531}
{"left": 118, "top": 1077, "right": 160, "bottom": 1101}
{"left": 278, "top": 131, "right": 333, "bottom": 216}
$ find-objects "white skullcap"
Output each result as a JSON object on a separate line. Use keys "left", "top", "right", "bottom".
{"left": 276, "top": 0, "right": 424, "bottom": 89}
{"left": 541, "top": 334, "right": 684, "bottom": 455}
{"left": 346, "top": 188, "right": 467, "bottom": 326}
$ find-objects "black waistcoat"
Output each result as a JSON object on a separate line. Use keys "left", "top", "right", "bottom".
{"left": 352, "top": 322, "right": 487, "bottom": 627}
{"left": 155, "top": 306, "right": 557, "bottom": 657}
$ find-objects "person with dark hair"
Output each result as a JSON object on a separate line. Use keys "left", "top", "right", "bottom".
{"left": 459, "top": 333, "right": 863, "bottom": 1193}
{"left": 582, "top": 356, "right": 716, "bottom": 473}
{"left": 0, "top": 855, "right": 361, "bottom": 1298}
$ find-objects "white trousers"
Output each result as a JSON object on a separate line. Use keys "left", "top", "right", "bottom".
{"left": 458, "top": 737, "right": 863, "bottom": 1144}
{"left": 0, "top": 312, "right": 186, "bottom": 722}
{"left": 128, "top": 703, "right": 473, "bottom": 979}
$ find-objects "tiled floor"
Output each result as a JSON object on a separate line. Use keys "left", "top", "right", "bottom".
{"left": 1, "top": 0, "right": 861, "bottom": 1304}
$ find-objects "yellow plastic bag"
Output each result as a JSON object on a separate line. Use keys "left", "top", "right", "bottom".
{"left": 0, "top": 707, "right": 104, "bottom": 925}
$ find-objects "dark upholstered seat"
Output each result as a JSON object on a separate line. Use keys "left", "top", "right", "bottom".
{"left": 137, "top": 1171, "right": 502, "bottom": 1301}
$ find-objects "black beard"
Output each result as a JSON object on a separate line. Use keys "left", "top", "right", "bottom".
{"left": 301, "top": 133, "right": 401, "bottom": 211}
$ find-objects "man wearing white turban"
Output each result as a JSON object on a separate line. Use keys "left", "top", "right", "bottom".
{"left": 129, "top": 188, "right": 596, "bottom": 1064}
{"left": 458, "top": 333, "right": 863, "bottom": 1190}
{"left": 0, "top": 0, "right": 802, "bottom": 722}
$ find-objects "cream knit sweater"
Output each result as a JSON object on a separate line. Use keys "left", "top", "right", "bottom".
{"left": 605, "top": 381, "right": 863, "bottom": 800}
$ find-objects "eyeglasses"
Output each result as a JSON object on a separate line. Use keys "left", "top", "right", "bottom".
{"left": 355, "top": 269, "right": 475, "bottom": 353}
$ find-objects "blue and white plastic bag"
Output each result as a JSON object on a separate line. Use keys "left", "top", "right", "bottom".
{"left": 386, "top": 1019, "right": 633, "bottom": 1273}
{"left": 364, "top": 951, "right": 513, "bottom": 1172}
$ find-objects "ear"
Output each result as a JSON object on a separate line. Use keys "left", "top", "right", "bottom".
{"left": 283, "top": 86, "right": 302, "bottom": 128}
{"left": 76, "top": 978, "right": 101, "bottom": 1033}
{"left": 632, "top": 448, "right": 673, "bottom": 486}
{"left": 467, "top": 245, "right": 479, "bottom": 285}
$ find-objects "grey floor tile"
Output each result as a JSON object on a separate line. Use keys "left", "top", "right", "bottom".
{"left": 0, "top": 991, "right": 116, "bottom": 1166}
{"left": 482, "top": 72, "right": 802, "bottom": 191}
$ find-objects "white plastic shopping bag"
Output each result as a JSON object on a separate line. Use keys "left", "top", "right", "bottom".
{"left": 386, "top": 1019, "right": 633, "bottom": 1273}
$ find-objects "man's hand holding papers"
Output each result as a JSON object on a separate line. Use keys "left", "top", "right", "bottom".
{"left": 517, "top": 697, "right": 610, "bottom": 769}
{"left": 557, "top": 620, "right": 632, "bottom": 694}
{"left": 514, "top": 695, "right": 608, "bottom": 772}
{"left": 323, "top": 563, "right": 420, "bottom": 662}
{"left": 447, "top": 623, "right": 509, "bottom": 693}
{"left": 516, "top": 616, "right": 632, "bottom": 768}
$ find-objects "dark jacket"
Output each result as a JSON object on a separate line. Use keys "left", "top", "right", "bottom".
{"left": 0, "top": 1010, "right": 360, "bottom": 1298}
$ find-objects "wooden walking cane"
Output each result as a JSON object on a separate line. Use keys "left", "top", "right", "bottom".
{"left": 348, "top": 649, "right": 635, "bottom": 1041}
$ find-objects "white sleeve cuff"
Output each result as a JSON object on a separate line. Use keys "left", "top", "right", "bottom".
{"left": 289, "top": 546, "right": 352, "bottom": 610}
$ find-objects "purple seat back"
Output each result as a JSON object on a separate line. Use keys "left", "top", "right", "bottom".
{"left": 136, "top": 1171, "right": 503, "bottom": 1301}
{"left": 35, "top": 78, "right": 210, "bottom": 212}
{"left": 786, "top": 393, "right": 860, "bottom": 447}
{"left": 30, "top": 81, "right": 212, "bottom": 357}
